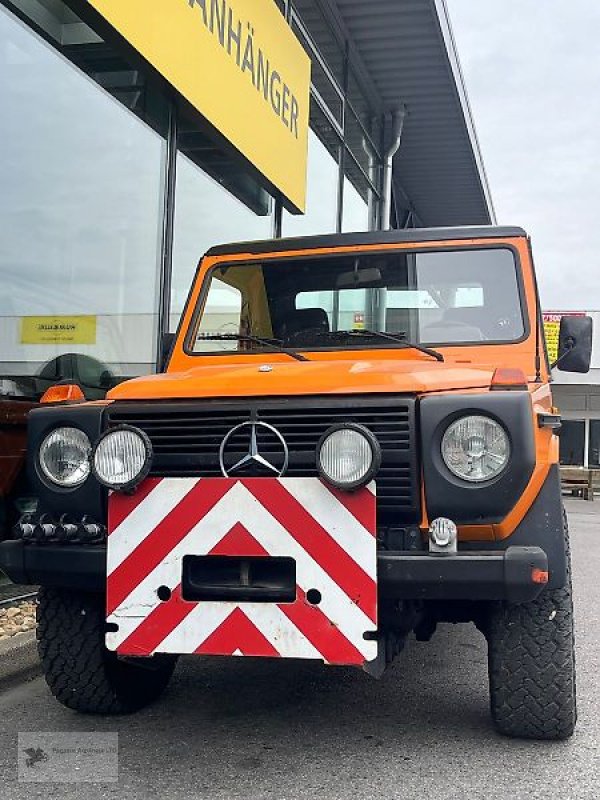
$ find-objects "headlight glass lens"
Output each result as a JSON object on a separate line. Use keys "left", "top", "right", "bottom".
{"left": 39, "top": 427, "right": 91, "bottom": 487}
{"left": 93, "top": 428, "right": 151, "bottom": 489}
{"left": 441, "top": 415, "right": 510, "bottom": 482}
{"left": 318, "top": 428, "right": 374, "bottom": 488}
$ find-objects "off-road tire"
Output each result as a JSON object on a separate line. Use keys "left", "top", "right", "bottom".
{"left": 37, "top": 587, "right": 177, "bottom": 714}
{"left": 487, "top": 509, "right": 576, "bottom": 739}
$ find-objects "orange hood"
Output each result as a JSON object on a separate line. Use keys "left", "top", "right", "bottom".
{"left": 108, "top": 357, "right": 497, "bottom": 401}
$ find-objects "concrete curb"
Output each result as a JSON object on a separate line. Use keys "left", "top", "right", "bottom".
{"left": 0, "top": 630, "right": 40, "bottom": 690}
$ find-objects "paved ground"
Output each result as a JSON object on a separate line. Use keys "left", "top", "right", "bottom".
{"left": 0, "top": 497, "right": 598, "bottom": 799}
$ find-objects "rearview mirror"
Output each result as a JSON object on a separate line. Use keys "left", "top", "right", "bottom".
{"left": 554, "top": 315, "right": 593, "bottom": 373}
{"left": 336, "top": 267, "right": 382, "bottom": 289}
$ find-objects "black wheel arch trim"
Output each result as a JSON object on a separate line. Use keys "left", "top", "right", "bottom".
{"left": 420, "top": 391, "right": 536, "bottom": 525}
{"left": 460, "top": 463, "right": 567, "bottom": 589}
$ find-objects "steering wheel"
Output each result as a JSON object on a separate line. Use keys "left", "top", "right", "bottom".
{"left": 489, "top": 314, "right": 522, "bottom": 339}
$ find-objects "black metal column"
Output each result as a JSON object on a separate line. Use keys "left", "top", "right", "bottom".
{"left": 155, "top": 104, "right": 178, "bottom": 371}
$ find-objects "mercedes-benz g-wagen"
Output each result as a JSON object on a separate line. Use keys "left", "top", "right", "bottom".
{"left": 0, "top": 226, "right": 592, "bottom": 739}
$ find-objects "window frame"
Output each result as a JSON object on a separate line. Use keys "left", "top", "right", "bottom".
{"left": 183, "top": 244, "right": 531, "bottom": 358}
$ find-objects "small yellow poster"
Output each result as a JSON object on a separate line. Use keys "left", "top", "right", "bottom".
{"left": 21, "top": 316, "right": 97, "bottom": 345}
{"left": 542, "top": 313, "right": 562, "bottom": 363}
{"left": 543, "top": 311, "right": 585, "bottom": 363}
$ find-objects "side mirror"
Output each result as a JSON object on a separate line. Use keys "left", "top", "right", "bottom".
{"left": 159, "top": 332, "right": 175, "bottom": 373}
{"left": 554, "top": 315, "right": 593, "bottom": 373}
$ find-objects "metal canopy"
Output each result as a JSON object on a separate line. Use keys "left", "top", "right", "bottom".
{"left": 299, "top": 0, "right": 495, "bottom": 228}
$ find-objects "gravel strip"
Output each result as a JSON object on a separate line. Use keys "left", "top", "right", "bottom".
{"left": 0, "top": 601, "right": 37, "bottom": 641}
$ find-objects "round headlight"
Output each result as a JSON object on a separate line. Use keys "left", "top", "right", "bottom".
{"left": 92, "top": 426, "right": 152, "bottom": 491}
{"left": 317, "top": 424, "right": 381, "bottom": 490}
{"left": 39, "top": 427, "right": 91, "bottom": 488}
{"left": 441, "top": 415, "right": 510, "bottom": 482}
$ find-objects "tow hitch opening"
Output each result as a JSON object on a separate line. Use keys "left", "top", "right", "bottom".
{"left": 181, "top": 555, "right": 297, "bottom": 603}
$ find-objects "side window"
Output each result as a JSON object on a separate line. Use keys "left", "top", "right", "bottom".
{"left": 194, "top": 279, "right": 242, "bottom": 352}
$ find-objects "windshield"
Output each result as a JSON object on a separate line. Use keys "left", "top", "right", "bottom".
{"left": 188, "top": 247, "right": 526, "bottom": 355}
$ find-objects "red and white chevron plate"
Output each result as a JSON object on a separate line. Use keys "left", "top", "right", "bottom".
{"left": 106, "top": 477, "right": 378, "bottom": 665}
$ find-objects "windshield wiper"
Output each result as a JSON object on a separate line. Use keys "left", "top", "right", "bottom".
{"left": 196, "top": 334, "right": 310, "bottom": 362}
{"left": 340, "top": 329, "right": 444, "bottom": 362}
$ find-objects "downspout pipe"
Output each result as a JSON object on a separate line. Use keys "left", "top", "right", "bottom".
{"left": 380, "top": 108, "right": 406, "bottom": 231}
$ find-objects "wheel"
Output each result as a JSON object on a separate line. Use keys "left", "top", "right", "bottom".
{"left": 37, "top": 587, "right": 177, "bottom": 714}
{"left": 486, "top": 510, "right": 576, "bottom": 739}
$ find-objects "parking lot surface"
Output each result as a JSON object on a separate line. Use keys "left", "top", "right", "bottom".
{"left": 0, "top": 497, "right": 598, "bottom": 800}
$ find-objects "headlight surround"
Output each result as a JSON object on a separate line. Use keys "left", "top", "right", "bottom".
{"left": 441, "top": 415, "right": 510, "bottom": 483}
{"left": 317, "top": 423, "right": 381, "bottom": 491}
{"left": 39, "top": 427, "right": 91, "bottom": 488}
{"left": 92, "top": 425, "right": 153, "bottom": 491}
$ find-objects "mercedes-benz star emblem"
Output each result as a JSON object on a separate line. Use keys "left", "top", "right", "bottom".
{"left": 219, "top": 421, "right": 289, "bottom": 477}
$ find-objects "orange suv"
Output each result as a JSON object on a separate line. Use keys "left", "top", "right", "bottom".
{"left": 1, "top": 226, "right": 591, "bottom": 739}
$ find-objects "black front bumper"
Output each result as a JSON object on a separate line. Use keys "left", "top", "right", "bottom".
{"left": 379, "top": 547, "right": 548, "bottom": 604}
{"left": 0, "top": 540, "right": 106, "bottom": 591}
{"left": 0, "top": 540, "right": 548, "bottom": 604}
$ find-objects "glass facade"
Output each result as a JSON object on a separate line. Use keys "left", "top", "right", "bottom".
{"left": 170, "top": 152, "right": 272, "bottom": 322}
{"left": 282, "top": 128, "right": 339, "bottom": 237}
{"left": 342, "top": 177, "right": 370, "bottom": 232}
{"left": 0, "top": 5, "right": 165, "bottom": 397}
{"left": 0, "top": 0, "right": 385, "bottom": 398}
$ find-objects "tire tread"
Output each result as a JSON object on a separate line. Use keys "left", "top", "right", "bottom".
{"left": 37, "top": 587, "right": 175, "bottom": 714}
{"left": 487, "top": 509, "right": 576, "bottom": 739}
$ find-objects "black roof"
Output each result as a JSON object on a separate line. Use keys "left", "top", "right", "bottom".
{"left": 206, "top": 226, "right": 527, "bottom": 257}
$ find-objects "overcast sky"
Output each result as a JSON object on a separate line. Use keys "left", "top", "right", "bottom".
{"left": 446, "top": 0, "right": 600, "bottom": 310}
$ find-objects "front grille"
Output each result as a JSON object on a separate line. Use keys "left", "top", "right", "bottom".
{"left": 106, "top": 396, "right": 420, "bottom": 522}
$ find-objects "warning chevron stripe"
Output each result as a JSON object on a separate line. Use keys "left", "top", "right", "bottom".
{"left": 106, "top": 477, "right": 378, "bottom": 666}
{"left": 209, "top": 522, "right": 269, "bottom": 557}
{"left": 194, "top": 608, "right": 280, "bottom": 658}
{"left": 108, "top": 482, "right": 375, "bottom": 642}
{"left": 107, "top": 480, "right": 232, "bottom": 616}
{"left": 116, "top": 523, "right": 368, "bottom": 661}
{"left": 325, "top": 483, "right": 378, "bottom": 534}
{"left": 108, "top": 485, "right": 376, "bottom": 654}
{"left": 278, "top": 589, "right": 366, "bottom": 664}
{"left": 248, "top": 480, "right": 376, "bottom": 623}
{"left": 108, "top": 477, "right": 200, "bottom": 569}
{"left": 117, "top": 584, "right": 194, "bottom": 656}
{"left": 108, "top": 476, "right": 161, "bottom": 532}
{"left": 275, "top": 479, "right": 376, "bottom": 575}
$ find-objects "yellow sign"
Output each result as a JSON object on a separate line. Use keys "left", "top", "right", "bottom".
{"left": 21, "top": 316, "right": 97, "bottom": 345}
{"left": 543, "top": 313, "right": 561, "bottom": 363}
{"left": 84, "top": 0, "right": 311, "bottom": 211}
{"left": 543, "top": 311, "right": 585, "bottom": 362}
